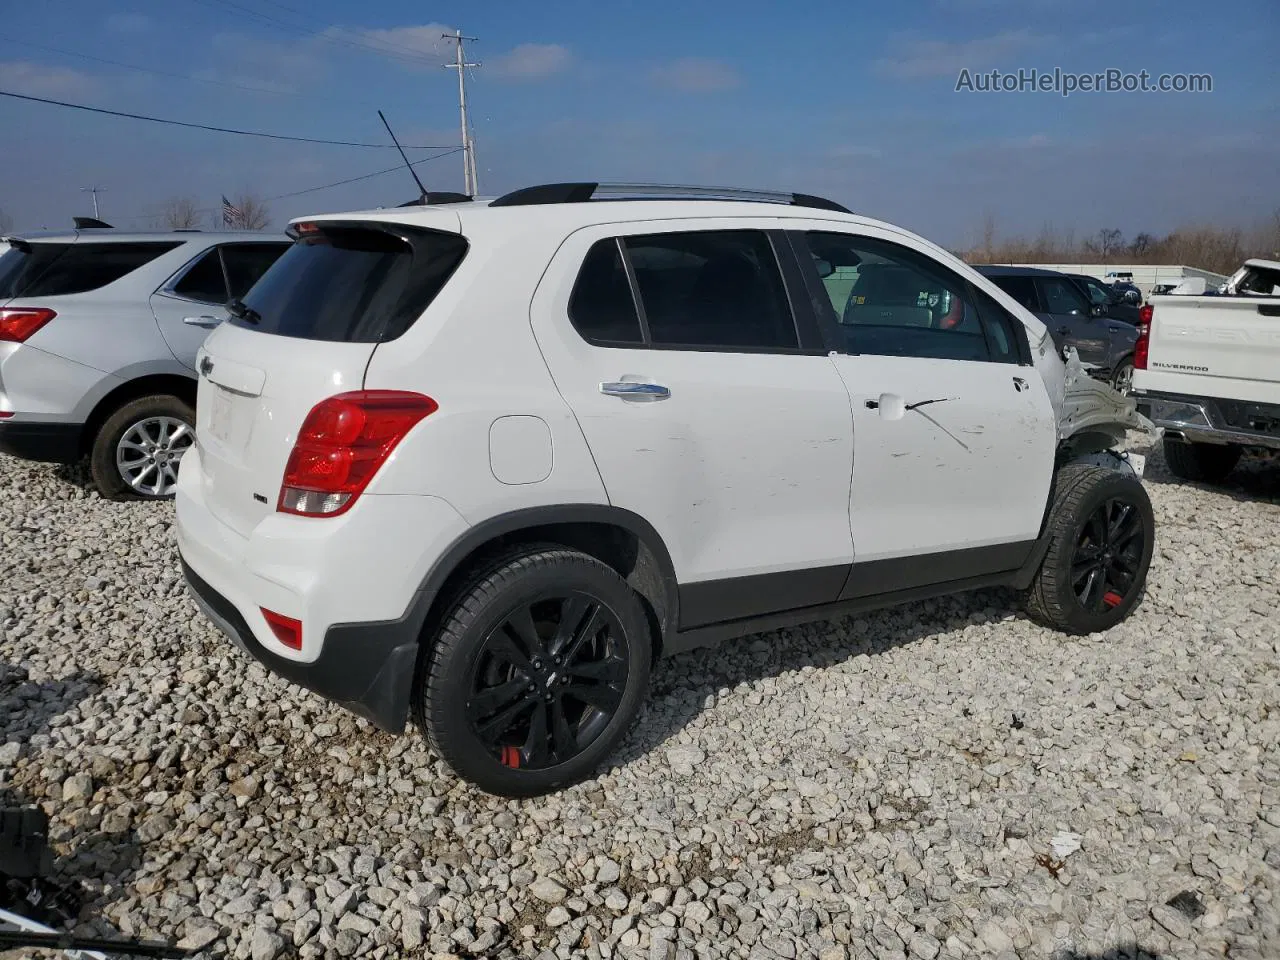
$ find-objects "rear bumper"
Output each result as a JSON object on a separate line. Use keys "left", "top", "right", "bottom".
{"left": 1134, "top": 389, "right": 1280, "bottom": 451}
{"left": 181, "top": 557, "right": 419, "bottom": 732}
{"left": 0, "top": 420, "right": 82, "bottom": 463}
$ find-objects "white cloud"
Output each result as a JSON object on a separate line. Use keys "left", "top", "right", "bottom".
{"left": 650, "top": 57, "right": 741, "bottom": 93}
{"left": 489, "top": 43, "right": 572, "bottom": 80}
{"left": 873, "top": 30, "right": 1043, "bottom": 79}
{"left": 0, "top": 61, "right": 97, "bottom": 99}
{"left": 106, "top": 13, "right": 151, "bottom": 34}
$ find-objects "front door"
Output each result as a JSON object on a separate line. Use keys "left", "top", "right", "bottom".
{"left": 1037, "top": 275, "right": 1109, "bottom": 367}
{"left": 530, "top": 223, "right": 856, "bottom": 628}
{"left": 793, "top": 228, "right": 1057, "bottom": 594}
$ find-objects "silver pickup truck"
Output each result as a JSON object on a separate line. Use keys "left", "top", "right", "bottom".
{"left": 1131, "top": 258, "right": 1280, "bottom": 482}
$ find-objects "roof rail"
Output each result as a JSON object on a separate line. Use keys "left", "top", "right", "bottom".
{"left": 487, "top": 182, "right": 851, "bottom": 214}
{"left": 398, "top": 191, "right": 473, "bottom": 207}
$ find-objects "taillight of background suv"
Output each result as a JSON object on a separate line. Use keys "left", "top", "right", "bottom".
{"left": 0, "top": 307, "right": 56, "bottom": 342}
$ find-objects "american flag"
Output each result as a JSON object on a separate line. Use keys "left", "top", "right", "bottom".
{"left": 221, "top": 195, "right": 243, "bottom": 228}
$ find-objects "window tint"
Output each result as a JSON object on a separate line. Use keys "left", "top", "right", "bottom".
{"left": 1, "top": 242, "right": 178, "bottom": 298}
{"left": 623, "top": 231, "right": 797, "bottom": 350}
{"left": 1040, "top": 277, "right": 1089, "bottom": 315}
{"left": 238, "top": 226, "right": 466, "bottom": 342}
{"left": 803, "top": 232, "right": 990, "bottom": 362}
{"left": 222, "top": 243, "right": 288, "bottom": 299}
{"left": 568, "top": 240, "right": 643, "bottom": 344}
{"left": 0, "top": 242, "right": 69, "bottom": 299}
{"left": 989, "top": 275, "right": 1041, "bottom": 311}
{"left": 172, "top": 249, "right": 229, "bottom": 304}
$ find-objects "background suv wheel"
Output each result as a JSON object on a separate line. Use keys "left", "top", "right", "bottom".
{"left": 415, "top": 547, "right": 653, "bottom": 797}
{"left": 90, "top": 394, "right": 195, "bottom": 501}
{"left": 1162, "top": 437, "right": 1241, "bottom": 484}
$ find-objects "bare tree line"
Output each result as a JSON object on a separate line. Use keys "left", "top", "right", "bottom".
{"left": 960, "top": 210, "right": 1280, "bottom": 276}
{"left": 153, "top": 194, "right": 271, "bottom": 231}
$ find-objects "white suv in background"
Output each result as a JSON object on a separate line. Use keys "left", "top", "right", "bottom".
{"left": 176, "top": 182, "right": 1156, "bottom": 796}
{"left": 0, "top": 223, "right": 287, "bottom": 498}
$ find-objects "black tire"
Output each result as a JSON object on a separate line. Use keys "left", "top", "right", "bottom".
{"left": 1162, "top": 437, "right": 1241, "bottom": 484}
{"left": 415, "top": 547, "right": 652, "bottom": 797}
{"left": 89, "top": 394, "right": 195, "bottom": 501}
{"left": 1110, "top": 358, "right": 1134, "bottom": 396}
{"left": 1026, "top": 463, "right": 1155, "bottom": 635}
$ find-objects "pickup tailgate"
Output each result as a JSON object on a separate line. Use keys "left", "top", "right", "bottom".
{"left": 1140, "top": 295, "right": 1280, "bottom": 400}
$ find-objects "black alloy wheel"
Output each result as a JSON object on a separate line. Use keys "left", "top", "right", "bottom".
{"left": 1070, "top": 496, "right": 1145, "bottom": 614}
{"left": 467, "top": 592, "right": 629, "bottom": 770}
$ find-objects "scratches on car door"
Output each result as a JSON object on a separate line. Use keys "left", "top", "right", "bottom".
{"left": 905, "top": 398, "right": 971, "bottom": 452}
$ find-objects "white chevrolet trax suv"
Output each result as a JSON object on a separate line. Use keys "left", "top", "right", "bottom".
{"left": 176, "top": 183, "right": 1156, "bottom": 796}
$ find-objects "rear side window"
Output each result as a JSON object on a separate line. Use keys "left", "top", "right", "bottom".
{"left": 989, "top": 275, "right": 1041, "bottom": 312}
{"left": 569, "top": 240, "right": 643, "bottom": 344}
{"left": 625, "top": 231, "right": 798, "bottom": 350}
{"left": 172, "top": 249, "right": 229, "bottom": 303}
{"left": 0, "top": 241, "right": 178, "bottom": 298}
{"left": 238, "top": 226, "right": 467, "bottom": 342}
{"left": 223, "top": 243, "right": 288, "bottom": 299}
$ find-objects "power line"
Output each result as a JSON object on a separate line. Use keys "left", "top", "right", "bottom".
{"left": 112, "top": 149, "right": 465, "bottom": 224}
{"left": 0, "top": 89, "right": 457, "bottom": 149}
{"left": 0, "top": 34, "right": 340, "bottom": 101}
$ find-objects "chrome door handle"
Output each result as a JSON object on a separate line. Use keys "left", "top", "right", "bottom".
{"left": 183, "top": 316, "right": 221, "bottom": 327}
{"left": 600, "top": 380, "right": 670, "bottom": 401}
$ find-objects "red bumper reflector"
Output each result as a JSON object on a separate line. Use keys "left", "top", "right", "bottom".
{"left": 260, "top": 607, "right": 302, "bottom": 649}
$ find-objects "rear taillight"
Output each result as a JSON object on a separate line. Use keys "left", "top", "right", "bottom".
{"left": 1134, "top": 304, "right": 1153, "bottom": 370}
{"left": 260, "top": 607, "right": 302, "bottom": 650}
{"left": 0, "top": 308, "right": 56, "bottom": 342}
{"left": 278, "top": 390, "right": 437, "bottom": 518}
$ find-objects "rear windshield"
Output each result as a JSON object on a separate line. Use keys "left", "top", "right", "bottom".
{"left": 236, "top": 225, "right": 468, "bottom": 342}
{"left": 0, "top": 241, "right": 179, "bottom": 299}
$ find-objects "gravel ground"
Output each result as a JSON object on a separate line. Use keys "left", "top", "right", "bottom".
{"left": 2, "top": 441, "right": 1278, "bottom": 960}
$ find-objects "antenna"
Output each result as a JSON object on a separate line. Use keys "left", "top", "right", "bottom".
{"left": 377, "top": 110, "right": 428, "bottom": 201}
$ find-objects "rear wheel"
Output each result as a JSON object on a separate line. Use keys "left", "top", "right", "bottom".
{"left": 89, "top": 395, "right": 195, "bottom": 501}
{"left": 1162, "top": 437, "right": 1240, "bottom": 484}
{"left": 1110, "top": 359, "right": 1134, "bottom": 396}
{"left": 416, "top": 548, "right": 652, "bottom": 797}
{"left": 1026, "top": 463, "right": 1154, "bottom": 635}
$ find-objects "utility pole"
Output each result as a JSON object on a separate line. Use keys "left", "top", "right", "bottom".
{"left": 442, "top": 30, "right": 480, "bottom": 196}
{"left": 80, "top": 186, "right": 105, "bottom": 219}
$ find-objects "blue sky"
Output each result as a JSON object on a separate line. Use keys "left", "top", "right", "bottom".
{"left": 0, "top": 0, "right": 1275, "bottom": 246}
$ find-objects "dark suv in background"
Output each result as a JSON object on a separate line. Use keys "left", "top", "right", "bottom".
{"left": 976, "top": 265, "right": 1140, "bottom": 395}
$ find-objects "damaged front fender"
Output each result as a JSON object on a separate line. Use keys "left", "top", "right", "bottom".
{"left": 1056, "top": 351, "right": 1155, "bottom": 457}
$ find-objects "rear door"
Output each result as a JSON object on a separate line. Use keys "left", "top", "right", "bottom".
{"left": 152, "top": 241, "right": 288, "bottom": 369}
{"left": 195, "top": 222, "right": 467, "bottom": 538}
{"left": 530, "top": 221, "right": 855, "bottom": 628}
{"left": 795, "top": 229, "right": 1056, "bottom": 587}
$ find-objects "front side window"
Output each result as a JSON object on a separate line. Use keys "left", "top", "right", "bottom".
{"left": 624, "top": 231, "right": 798, "bottom": 350}
{"left": 1040, "top": 277, "right": 1090, "bottom": 316}
{"left": 802, "top": 232, "right": 991, "bottom": 362}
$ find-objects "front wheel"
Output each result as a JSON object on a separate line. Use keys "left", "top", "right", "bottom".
{"left": 1026, "top": 463, "right": 1155, "bottom": 635}
{"left": 89, "top": 394, "right": 195, "bottom": 501}
{"left": 415, "top": 548, "right": 653, "bottom": 797}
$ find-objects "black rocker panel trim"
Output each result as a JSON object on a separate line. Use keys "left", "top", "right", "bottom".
{"left": 839, "top": 540, "right": 1036, "bottom": 600}
{"left": 678, "top": 564, "right": 849, "bottom": 630}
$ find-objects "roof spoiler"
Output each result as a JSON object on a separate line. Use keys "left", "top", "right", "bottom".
{"left": 73, "top": 216, "right": 113, "bottom": 229}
